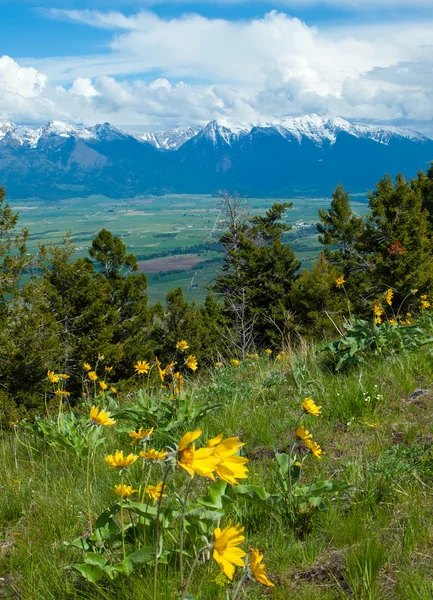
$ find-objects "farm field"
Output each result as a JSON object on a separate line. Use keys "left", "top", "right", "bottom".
{"left": 13, "top": 193, "right": 369, "bottom": 304}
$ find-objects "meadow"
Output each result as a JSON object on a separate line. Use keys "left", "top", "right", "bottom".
{"left": 13, "top": 193, "right": 369, "bottom": 304}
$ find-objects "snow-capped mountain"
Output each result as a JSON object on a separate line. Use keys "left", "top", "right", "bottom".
{"left": 0, "top": 115, "right": 432, "bottom": 199}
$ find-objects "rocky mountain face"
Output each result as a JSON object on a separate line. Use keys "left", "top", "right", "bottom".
{"left": 0, "top": 115, "right": 432, "bottom": 199}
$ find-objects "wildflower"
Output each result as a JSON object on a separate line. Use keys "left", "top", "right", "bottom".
{"left": 98, "top": 353, "right": 105, "bottom": 361}
{"left": 412, "top": 289, "right": 418, "bottom": 294}
{"left": 250, "top": 549, "right": 274, "bottom": 587}
{"left": 10, "top": 420, "right": 19, "bottom": 427}
{"left": 47, "top": 370, "right": 59, "bottom": 384}
{"left": 264, "top": 349, "right": 272, "bottom": 355}
{"left": 421, "top": 300, "right": 431, "bottom": 309}
{"left": 114, "top": 484, "right": 138, "bottom": 498}
{"left": 215, "top": 362, "right": 223, "bottom": 367}
{"left": 301, "top": 397, "right": 322, "bottom": 417}
{"left": 54, "top": 389, "right": 71, "bottom": 397}
{"left": 213, "top": 523, "right": 246, "bottom": 580}
{"left": 89, "top": 406, "right": 116, "bottom": 427}
{"left": 83, "top": 362, "right": 92, "bottom": 371}
{"left": 105, "top": 450, "right": 138, "bottom": 470}
{"left": 373, "top": 303, "right": 383, "bottom": 317}
{"left": 173, "top": 372, "right": 184, "bottom": 392}
{"left": 389, "top": 319, "right": 397, "bottom": 326}
{"left": 421, "top": 294, "right": 428, "bottom": 300}
{"left": 58, "top": 373, "right": 70, "bottom": 379}
{"left": 247, "top": 354, "right": 255, "bottom": 359}
{"left": 129, "top": 427, "right": 154, "bottom": 444}
{"left": 276, "top": 354, "right": 283, "bottom": 361}
{"left": 335, "top": 275, "right": 345, "bottom": 287}
{"left": 185, "top": 355, "right": 198, "bottom": 371}
{"left": 206, "top": 435, "right": 249, "bottom": 485}
{"left": 134, "top": 360, "right": 150, "bottom": 376}
{"left": 374, "top": 317, "right": 382, "bottom": 325}
{"left": 305, "top": 439, "right": 325, "bottom": 459}
{"left": 99, "top": 381, "right": 108, "bottom": 391}
{"left": 385, "top": 289, "right": 393, "bottom": 306}
{"left": 140, "top": 449, "right": 167, "bottom": 460}
{"left": 295, "top": 426, "right": 313, "bottom": 441}
{"left": 110, "top": 387, "right": 117, "bottom": 394}
{"left": 176, "top": 340, "right": 189, "bottom": 351}
{"left": 88, "top": 371, "right": 98, "bottom": 381}
{"left": 105, "top": 366, "right": 113, "bottom": 373}
{"left": 231, "top": 359, "right": 240, "bottom": 367}
{"left": 156, "top": 357, "right": 166, "bottom": 382}
{"left": 177, "top": 429, "right": 220, "bottom": 479}
{"left": 146, "top": 482, "right": 167, "bottom": 502}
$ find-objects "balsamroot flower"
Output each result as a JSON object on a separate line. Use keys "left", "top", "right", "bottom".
{"left": 105, "top": 450, "right": 138, "bottom": 469}
{"left": 89, "top": 406, "right": 116, "bottom": 426}
{"left": 185, "top": 355, "right": 198, "bottom": 371}
{"left": 88, "top": 371, "right": 98, "bottom": 381}
{"left": 389, "top": 319, "right": 397, "bottom": 326}
{"left": 230, "top": 359, "right": 240, "bottom": 367}
{"left": 301, "top": 397, "right": 322, "bottom": 417}
{"left": 215, "top": 362, "right": 223, "bottom": 367}
{"left": 55, "top": 389, "right": 71, "bottom": 397}
{"left": 99, "top": 381, "right": 108, "bottom": 391}
{"left": 295, "top": 426, "right": 313, "bottom": 441}
{"left": 83, "top": 362, "right": 92, "bottom": 371}
{"left": 105, "top": 366, "right": 113, "bottom": 373}
{"left": 176, "top": 340, "right": 189, "bottom": 351}
{"left": 134, "top": 360, "right": 150, "bottom": 376}
{"left": 140, "top": 449, "right": 167, "bottom": 460}
{"left": 206, "top": 434, "right": 248, "bottom": 485}
{"left": 114, "top": 484, "right": 138, "bottom": 498}
{"left": 98, "top": 353, "right": 105, "bottom": 361}
{"left": 264, "top": 349, "right": 272, "bottom": 355}
{"left": 373, "top": 303, "right": 384, "bottom": 317}
{"left": 173, "top": 372, "right": 184, "bottom": 392}
{"left": 305, "top": 439, "right": 325, "bottom": 459}
{"left": 129, "top": 427, "right": 154, "bottom": 444}
{"left": 250, "top": 548, "right": 274, "bottom": 587}
{"left": 213, "top": 523, "right": 246, "bottom": 580}
{"left": 385, "top": 288, "right": 394, "bottom": 306}
{"left": 110, "top": 387, "right": 117, "bottom": 394}
{"left": 177, "top": 429, "right": 220, "bottom": 479}
{"left": 47, "top": 370, "right": 59, "bottom": 384}
{"left": 146, "top": 482, "right": 167, "bottom": 502}
{"left": 335, "top": 275, "right": 345, "bottom": 287}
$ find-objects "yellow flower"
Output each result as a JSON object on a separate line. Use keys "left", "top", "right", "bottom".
{"left": 173, "top": 371, "right": 184, "bottom": 392}
{"left": 213, "top": 523, "right": 246, "bottom": 580}
{"left": 129, "top": 427, "right": 154, "bottom": 444}
{"left": 110, "top": 387, "right": 118, "bottom": 394}
{"left": 421, "top": 294, "right": 428, "bottom": 300}
{"left": 215, "top": 362, "right": 223, "bottom": 367}
{"left": 54, "top": 389, "right": 71, "bottom": 397}
{"left": 374, "top": 317, "right": 382, "bottom": 325}
{"left": 250, "top": 549, "right": 274, "bottom": 587}
{"left": 246, "top": 354, "right": 255, "bottom": 359}
{"left": 47, "top": 370, "right": 59, "bottom": 384}
{"left": 83, "top": 362, "right": 92, "bottom": 371}
{"left": 58, "top": 373, "right": 70, "bottom": 379}
{"left": 385, "top": 288, "right": 394, "bottom": 306}
{"left": 230, "top": 359, "right": 240, "bottom": 367}
{"left": 114, "top": 484, "right": 138, "bottom": 498}
{"left": 276, "top": 354, "right": 283, "bottom": 361}
{"left": 301, "top": 397, "right": 322, "bottom": 417}
{"left": 146, "top": 482, "right": 167, "bottom": 502}
{"left": 412, "top": 289, "right": 418, "bottom": 294}
{"left": 176, "top": 340, "right": 189, "bottom": 351}
{"left": 185, "top": 355, "right": 198, "bottom": 371}
{"left": 373, "top": 303, "right": 383, "bottom": 317}
{"left": 99, "top": 381, "right": 108, "bottom": 391}
{"left": 206, "top": 435, "right": 249, "bottom": 485}
{"left": 105, "top": 366, "right": 113, "bottom": 373}
{"left": 10, "top": 420, "right": 19, "bottom": 427}
{"left": 98, "top": 353, "right": 105, "bottom": 361}
{"left": 88, "top": 371, "right": 98, "bottom": 381}
{"left": 134, "top": 360, "right": 150, "bottom": 376}
{"left": 177, "top": 429, "right": 220, "bottom": 479}
{"left": 295, "top": 426, "right": 313, "bottom": 441}
{"left": 140, "top": 449, "right": 167, "bottom": 460}
{"left": 264, "top": 349, "right": 272, "bottom": 354}
{"left": 89, "top": 406, "right": 116, "bottom": 427}
{"left": 421, "top": 300, "right": 431, "bottom": 309}
{"left": 305, "top": 439, "right": 325, "bottom": 459}
{"left": 335, "top": 275, "right": 345, "bottom": 287}
{"left": 105, "top": 450, "right": 138, "bottom": 469}
{"left": 389, "top": 319, "right": 397, "bottom": 326}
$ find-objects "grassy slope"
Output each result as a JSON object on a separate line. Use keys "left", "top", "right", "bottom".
{"left": 1, "top": 345, "right": 433, "bottom": 599}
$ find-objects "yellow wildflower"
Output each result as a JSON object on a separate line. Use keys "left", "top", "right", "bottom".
{"left": 374, "top": 317, "right": 382, "bottom": 325}
{"left": 231, "top": 359, "right": 240, "bottom": 367}
{"left": 421, "top": 294, "right": 428, "bottom": 300}
{"left": 213, "top": 523, "right": 246, "bottom": 580}
{"left": 250, "top": 549, "right": 274, "bottom": 587}
{"left": 54, "top": 389, "right": 71, "bottom": 397}
{"left": 58, "top": 373, "right": 70, "bottom": 379}
{"left": 134, "top": 360, "right": 150, "bottom": 376}
{"left": 89, "top": 406, "right": 116, "bottom": 427}
{"left": 155, "top": 357, "right": 165, "bottom": 382}
{"left": 47, "top": 370, "right": 59, "bottom": 384}
{"left": 114, "top": 484, "right": 138, "bottom": 498}
{"left": 264, "top": 349, "right": 272, "bottom": 355}
{"left": 276, "top": 354, "right": 283, "bottom": 361}
{"left": 173, "top": 372, "right": 184, "bottom": 392}
{"left": 110, "top": 387, "right": 117, "bottom": 394}
{"left": 177, "top": 429, "right": 220, "bottom": 479}
{"left": 385, "top": 288, "right": 393, "bottom": 306}
{"left": 185, "top": 355, "right": 198, "bottom": 371}
{"left": 389, "top": 319, "right": 397, "bottom": 326}
{"left": 99, "top": 381, "right": 108, "bottom": 391}
{"left": 206, "top": 435, "right": 249, "bottom": 485}
{"left": 83, "top": 362, "right": 91, "bottom": 371}
{"left": 295, "top": 426, "right": 313, "bottom": 441}
{"left": 146, "top": 482, "right": 167, "bottom": 502}
{"left": 301, "top": 397, "right": 322, "bottom": 417}
{"left": 88, "top": 371, "right": 98, "bottom": 381}
{"left": 176, "top": 340, "right": 189, "bottom": 351}
{"left": 105, "top": 450, "right": 138, "bottom": 470}
{"left": 10, "top": 420, "right": 19, "bottom": 427}
{"left": 215, "top": 362, "right": 223, "bottom": 367}
{"left": 140, "top": 449, "right": 167, "bottom": 461}
{"left": 421, "top": 300, "right": 431, "bottom": 309}
{"left": 129, "top": 427, "right": 154, "bottom": 444}
{"left": 373, "top": 303, "right": 383, "bottom": 317}
{"left": 98, "top": 353, "right": 105, "bottom": 361}
{"left": 412, "top": 289, "right": 418, "bottom": 294}
{"left": 335, "top": 275, "right": 345, "bottom": 287}
{"left": 305, "top": 439, "right": 325, "bottom": 459}
{"left": 105, "top": 366, "right": 113, "bottom": 373}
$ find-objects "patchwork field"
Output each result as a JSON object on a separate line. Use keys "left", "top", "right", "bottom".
{"left": 13, "top": 193, "right": 369, "bottom": 304}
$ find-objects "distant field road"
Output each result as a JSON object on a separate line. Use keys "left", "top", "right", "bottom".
{"left": 137, "top": 254, "right": 209, "bottom": 273}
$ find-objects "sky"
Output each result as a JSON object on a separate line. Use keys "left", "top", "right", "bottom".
{"left": 1, "top": 0, "right": 433, "bottom": 133}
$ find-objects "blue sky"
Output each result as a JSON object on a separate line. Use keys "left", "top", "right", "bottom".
{"left": 1, "top": 1, "right": 433, "bottom": 132}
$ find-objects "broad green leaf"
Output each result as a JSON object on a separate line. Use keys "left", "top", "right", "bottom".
{"left": 197, "top": 480, "right": 229, "bottom": 509}
{"left": 113, "top": 547, "right": 155, "bottom": 576}
{"left": 72, "top": 563, "right": 104, "bottom": 583}
{"left": 83, "top": 553, "right": 107, "bottom": 568}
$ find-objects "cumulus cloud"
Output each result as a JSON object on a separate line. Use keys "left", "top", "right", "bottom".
{"left": 5, "top": 9, "right": 433, "bottom": 132}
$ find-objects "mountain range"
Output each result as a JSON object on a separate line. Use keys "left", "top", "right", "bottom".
{"left": 0, "top": 115, "right": 432, "bottom": 199}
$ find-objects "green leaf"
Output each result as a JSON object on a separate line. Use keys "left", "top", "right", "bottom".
{"left": 197, "top": 480, "right": 229, "bottom": 509}
{"left": 64, "top": 537, "right": 91, "bottom": 551}
{"left": 83, "top": 553, "right": 108, "bottom": 568}
{"left": 184, "top": 507, "right": 225, "bottom": 524}
{"left": 113, "top": 547, "right": 155, "bottom": 576}
{"left": 231, "top": 484, "right": 270, "bottom": 504}
{"left": 72, "top": 563, "right": 105, "bottom": 583}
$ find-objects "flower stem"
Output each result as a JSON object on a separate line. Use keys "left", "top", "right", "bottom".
{"left": 180, "top": 477, "right": 193, "bottom": 594}
{"left": 182, "top": 545, "right": 208, "bottom": 600}
{"left": 288, "top": 412, "right": 304, "bottom": 502}
{"left": 231, "top": 568, "right": 249, "bottom": 600}
{"left": 120, "top": 470, "right": 126, "bottom": 560}
{"left": 85, "top": 441, "right": 93, "bottom": 537}
{"left": 153, "top": 462, "right": 170, "bottom": 600}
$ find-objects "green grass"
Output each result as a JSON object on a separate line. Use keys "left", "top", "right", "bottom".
{"left": 13, "top": 194, "right": 368, "bottom": 304}
{"left": 1, "top": 342, "right": 433, "bottom": 599}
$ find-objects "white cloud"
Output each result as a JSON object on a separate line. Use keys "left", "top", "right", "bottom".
{"left": 5, "top": 9, "right": 433, "bottom": 132}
